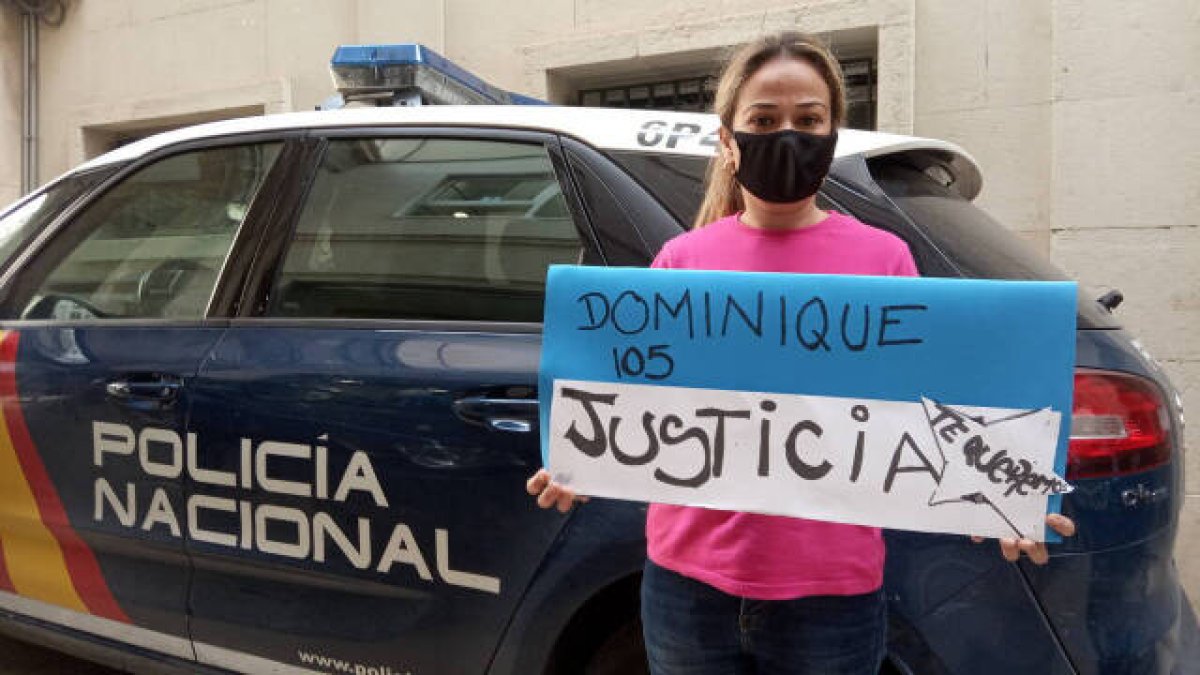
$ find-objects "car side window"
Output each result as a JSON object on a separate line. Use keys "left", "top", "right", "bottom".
{"left": 267, "top": 137, "right": 583, "bottom": 322}
{"left": 14, "top": 143, "right": 281, "bottom": 321}
{"left": 0, "top": 169, "right": 111, "bottom": 271}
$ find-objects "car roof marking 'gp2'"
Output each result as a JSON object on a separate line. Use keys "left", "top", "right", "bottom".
{"left": 0, "top": 331, "right": 129, "bottom": 623}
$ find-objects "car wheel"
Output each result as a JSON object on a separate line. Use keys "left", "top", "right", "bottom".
{"left": 584, "top": 619, "right": 649, "bottom": 675}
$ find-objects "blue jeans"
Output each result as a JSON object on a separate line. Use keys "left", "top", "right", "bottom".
{"left": 641, "top": 560, "right": 886, "bottom": 675}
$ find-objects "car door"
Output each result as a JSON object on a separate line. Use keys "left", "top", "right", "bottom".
{"left": 184, "top": 130, "right": 603, "bottom": 674}
{"left": 0, "top": 140, "right": 282, "bottom": 659}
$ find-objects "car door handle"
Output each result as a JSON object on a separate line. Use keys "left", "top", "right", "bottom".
{"left": 453, "top": 397, "right": 539, "bottom": 433}
{"left": 106, "top": 374, "right": 183, "bottom": 404}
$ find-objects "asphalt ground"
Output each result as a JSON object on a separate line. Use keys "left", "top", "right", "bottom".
{"left": 0, "top": 634, "right": 120, "bottom": 674}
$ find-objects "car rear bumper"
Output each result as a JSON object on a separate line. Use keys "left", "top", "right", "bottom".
{"left": 1022, "top": 526, "right": 1199, "bottom": 674}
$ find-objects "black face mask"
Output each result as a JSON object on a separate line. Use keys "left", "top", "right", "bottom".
{"left": 733, "top": 129, "right": 838, "bottom": 204}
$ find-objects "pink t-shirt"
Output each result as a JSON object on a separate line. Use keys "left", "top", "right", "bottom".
{"left": 647, "top": 210, "right": 919, "bottom": 600}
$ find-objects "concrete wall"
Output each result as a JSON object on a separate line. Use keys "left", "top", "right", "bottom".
{"left": 34, "top": 0, "right": 332, "bottom": 176}
{"left": 520, "top": 0, "right": 914, "bottom": 133}
{"left": 3, "top": 0, "right": 915, "bottom": 174}
{"left": 0, "top": 11, "right": 21, "bottom": 207}
{"left": 913, "top": 0, "right": 1053, "bottom": 244}
{"left": 1048, "top": 0, "right": 1200, "bottom": 602}
{"left": 0, "top": 0, "right": 1196, "bottom": 602}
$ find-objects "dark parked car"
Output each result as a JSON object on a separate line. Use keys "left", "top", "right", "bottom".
{"left": 0, "top": 104, "right": 1192, "bottom": 675}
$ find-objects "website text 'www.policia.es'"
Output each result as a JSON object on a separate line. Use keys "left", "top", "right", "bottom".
{"left": 296, "top": 649, "right": 409, "bottom": 675}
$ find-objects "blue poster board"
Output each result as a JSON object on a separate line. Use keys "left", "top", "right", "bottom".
{"left": 539, "top": 265, "right": 1077, "bottom": 540}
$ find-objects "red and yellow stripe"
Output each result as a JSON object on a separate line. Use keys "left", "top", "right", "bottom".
{"left": 0, "top": 330, "right": 128, "bottom": 622}
{"left": 0, "top": 537, "right": 14, "bottom": 592}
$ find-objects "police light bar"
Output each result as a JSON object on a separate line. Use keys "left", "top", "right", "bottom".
{"left": 329, "top": 43, "right": 548, "bottom": 107}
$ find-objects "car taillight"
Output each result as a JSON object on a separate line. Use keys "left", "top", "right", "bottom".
{"left": 1068, "top": 369, "right": 1171, "bottom": 480}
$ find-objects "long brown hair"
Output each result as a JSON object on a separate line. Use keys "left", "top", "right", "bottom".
{"left": 693, "top": 32, "right": 847, "bottom": 229}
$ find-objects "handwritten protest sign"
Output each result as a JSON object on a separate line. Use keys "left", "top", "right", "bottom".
{"left": 538, "top": 266, "right": 1078, "bottom": 542}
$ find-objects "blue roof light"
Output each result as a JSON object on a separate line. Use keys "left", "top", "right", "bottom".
{"left": 509, "top": 93, "right": 551, "bottom": 106}
{"left": 329, "top": 43, "right": 548, "bottom": 107}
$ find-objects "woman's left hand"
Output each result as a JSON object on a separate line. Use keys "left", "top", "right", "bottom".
{"left": 972, "top": 513, "right": 1076, "bottom": 565}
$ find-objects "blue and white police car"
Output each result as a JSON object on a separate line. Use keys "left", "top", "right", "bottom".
{"left": 0, "top": 45, "right": 1193, "bottom": 675}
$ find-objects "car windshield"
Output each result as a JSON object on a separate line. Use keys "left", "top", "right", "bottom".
{"left": 870, "top": 163, "right": 1068, "bottom": 281}
{"left": 609, "top": 151, "right": 708, "bottom": 227}
{"left": 871, "top": 162, "right": 1117, "bottom": 328}
{"left": 0, "top": 171, "right": 109, "bottom": 270}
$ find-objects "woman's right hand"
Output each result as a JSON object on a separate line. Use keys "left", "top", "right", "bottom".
{"left": 526, "top": 468, "right": 588, "bottom": 513}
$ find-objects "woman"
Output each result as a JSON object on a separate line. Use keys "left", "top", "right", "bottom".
{"left": 528, "top": 32, "right": 1075, "bottom": 674}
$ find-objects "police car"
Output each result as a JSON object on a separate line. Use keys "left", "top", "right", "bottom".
{"left": 0, "top": 46, "right": 1193, "bottom": 675}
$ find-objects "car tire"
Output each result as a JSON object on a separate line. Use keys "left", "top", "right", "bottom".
{"left": 583, "top": 619, "right": 649, "bottom": 675}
